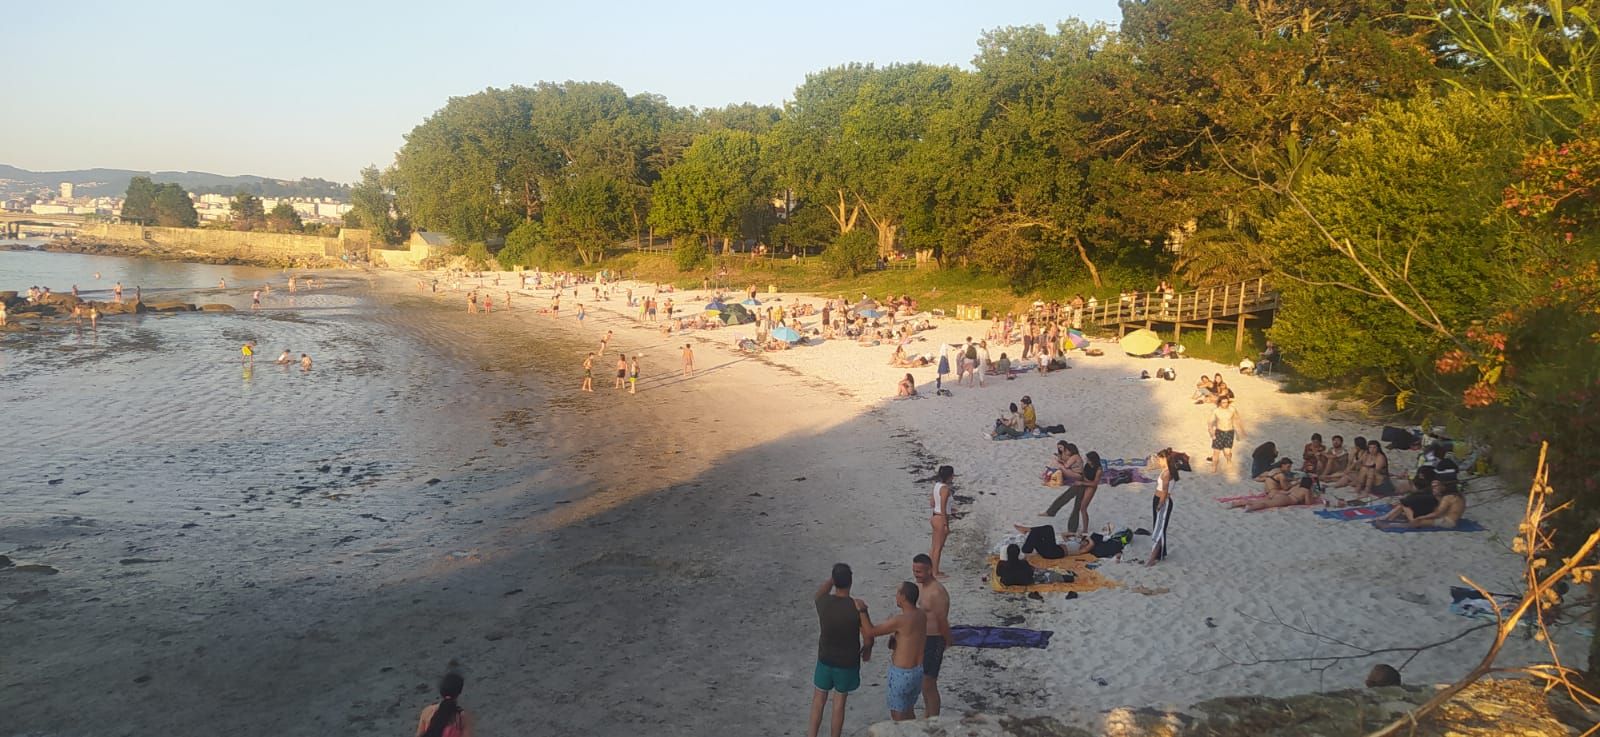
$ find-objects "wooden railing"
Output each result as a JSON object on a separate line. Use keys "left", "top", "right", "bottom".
{"left": 1081, "top": 277, "right": 1278, "bottom": 327}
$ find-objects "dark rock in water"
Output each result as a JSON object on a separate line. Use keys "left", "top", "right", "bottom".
{"left": 318, "top": 465, "right": 331, "bottom": 473}
{"left": 8, "top": 589, "right": 49, "bottom": 604}
{"left": 426, "top": 478, "right": 441, "bottom": 485}
{"left": 118, "top": 558, "right": 163, "bottom": 565}
{"left": 47, "top": 478, "right": 63, "bottom": 485}
{"left": 0, "top": 291, "right": 16, "bottom": 302}
{"left": 180, "top": 523, "right": 199, "bottom": 529}
{"left": 199, "top": 303, "right": 235, "bottom": 312}
{"left": 133, "top": 675, "right": 151, "bottom": 684}
{"left": 146, "top": 301, "right": 196, "bottom": 313}
{"left": 0, "top": 555, "right": 11, "bottom": 568}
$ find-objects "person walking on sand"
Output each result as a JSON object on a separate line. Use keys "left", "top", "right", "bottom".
{"left": 808, "top": 564, "right": 872, "bottom": 737}
{"left": 1149, "top": 448, "right": 1180, "bottom": 567}
{"left": 582, "top": 352, "right": 596, "bottom": 392}
{"left": 929, "top": 465, "right": 955, "bottom": 579}
{"left": 628, "top": 354, "right": 640, "bottom": 394}
{"left": 682, "top": 343, "right": 694, "bottom": 377}
{"left": 1207, "top": 397, "right": 1245, "bottom": 474}
{"left": 414, "top": 672, "right": 474, "bottom": 737}
{"left": 860, "top": 582, "right": 927, "bottom": 722}
{"left": 912, "top": 553, "right": 951, "bottom": 717}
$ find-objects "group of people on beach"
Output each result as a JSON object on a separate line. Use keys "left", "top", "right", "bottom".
{"left": 1229, "top": 432, "right": 1469, "bottom": 528}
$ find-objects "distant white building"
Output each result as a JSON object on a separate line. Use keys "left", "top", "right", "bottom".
{"left": 59, "top": 182, "right": 74, "bottom": 200}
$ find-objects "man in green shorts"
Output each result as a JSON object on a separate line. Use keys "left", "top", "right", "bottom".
{"left": 809, "top": 563, "right": 872, "bottom": 737}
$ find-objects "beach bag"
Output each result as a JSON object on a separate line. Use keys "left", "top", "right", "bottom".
{"left": 1171, "top": 453, "right": 1193, "bottom": 473}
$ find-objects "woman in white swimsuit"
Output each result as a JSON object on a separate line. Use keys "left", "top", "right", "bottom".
{"left": 929, "top": 465, "right": 955, "bottom": 578}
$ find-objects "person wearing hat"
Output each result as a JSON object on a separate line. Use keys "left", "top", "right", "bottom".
{"left": 1019, "top": 396, "right": 1037, "bottom": 433}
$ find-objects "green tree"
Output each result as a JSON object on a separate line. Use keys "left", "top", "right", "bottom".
{"left": 1262, "top": 92, "right": 1526, "bottom": 382}
{"left": 267, "top": 202, "right": 302, "bottom": 232}
{"left": 822, "top": 229, "right": 878, "bottom": 277}
{"left": 673, "top": 237, "right": 710, "bottom": 271}
{"left": 348, "top": 166, "right": 401, "bottom": 245}
{"left": 648, "top": 129, "right": 770, "bottom": 252}
{"left": 121, "top": 176, "right": 158, "bottom": 224}
{"left": 152, "top": 183, "right": 198, "bottom": 228}
{"left": 230, "top": 193, "right": 265, "bottom": 230}
{"left": 544, "top": 174, "right": 633, "bottom": 265}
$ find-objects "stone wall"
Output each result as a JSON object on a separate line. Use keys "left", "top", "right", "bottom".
{"left": 369, "top": 240, "right": 431, "bottom": 269}
{"left": 78, "top": 223, "right": 360, "bottom": 262}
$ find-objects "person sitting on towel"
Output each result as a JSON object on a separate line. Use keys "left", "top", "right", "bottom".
{"left": 996, "top": 544, "right": 1035, "bottom": 586}
{"left": 1376, "top": 479, "right": 1465, "bottom": 529}
{"left": 992, "top": 403, "right": 1025, "bottom": 439}
{"left": 1019, "top": 396, "right": 1038, "bottom": 432}
{"left": 1230, "top": 476, "right": 1319, "bottom": 511}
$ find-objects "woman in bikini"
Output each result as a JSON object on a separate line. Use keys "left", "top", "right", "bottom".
{"left": 1327, "top": 437, "right": 1367, "bottom": 488}
{"left": 1356, "top": 444, "right": 1396, "bottom": 496}
{"left": 929, "top": 465, "right": 955, "bottom": 578}
{"left": 1377, "top": 479, "right": 1465, "bottom": 529}
{"left": 1233, "top": 476, "right": 1319, "bottom": 511}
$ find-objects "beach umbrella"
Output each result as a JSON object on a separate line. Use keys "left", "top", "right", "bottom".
{"left": 703, "top": 302, "right": 724, "bottom": 314}
{"left": 1119, "top": 329, "right": 1162, "bottom": 356}
{"left": 1066, "top": 332, "right": 1089, "bottom": 349}
{"left": 854, "top": 299, "right": 878, "bottom": 311}
{"left": 771, "top": 325, "right": 802, "bottom": 343}
{"left": 720, "top": 303, "right": 754, "bottom": 325}
{"left": 858, "top": 308, "right": 884, "bottom": 319}
{"left": 742, "top": 298, "right": 761, "bottom": 306}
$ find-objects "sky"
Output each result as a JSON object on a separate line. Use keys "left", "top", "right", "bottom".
{"left": 8, "top": 0, "right": 1122, "bottom": 183}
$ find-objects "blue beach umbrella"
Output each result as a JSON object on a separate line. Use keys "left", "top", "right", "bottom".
{"left": 858, "top": 308, "right": 884, "bottom": 319}
{"left": 771, "top": 325, "right": 802, "bottom": 343}
{"left": 742, "top": 298, "right": 761, "bottom": 306}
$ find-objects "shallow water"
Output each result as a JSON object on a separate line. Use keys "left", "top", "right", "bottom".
{"left": 0, "top": 242, "right": 286, "bottom": 300}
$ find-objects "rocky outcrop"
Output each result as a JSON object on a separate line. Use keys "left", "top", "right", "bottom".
{"left": 866, "top": 679, "right": 1589, "bottom": 736}
{"left": 200, "top": 303, "right": 235, "bottom": 312}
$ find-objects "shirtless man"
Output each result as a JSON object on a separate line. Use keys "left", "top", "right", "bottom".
{"left": 299, "top": 353, "right": 313, "bottom": 371}
{"left": 911, "top": 554, "right": 951, "bottom": 717}
{"left": 114, "top": 282, "right": 123, "bottom": 304}
{"left": 860, "top": 582, "right": 927, "bottom": 722}
{"left": 599, "top": 331, "right": 613, "bottom": 356}
{"left": 614, "top": 355, "right": 628, "bottom": 390}
{"left": 682, "top": 344, "right": 694, "bottom": 377}
{"left": 1319, "top": 435, "right": 1351, "bottom": 480}
{"left": 1207, "top": 397, "right": 1245, "bottom": 473}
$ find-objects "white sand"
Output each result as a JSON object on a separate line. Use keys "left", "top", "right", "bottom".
{"left": 461, "top": 272, "right": 1583, "bottom": 725}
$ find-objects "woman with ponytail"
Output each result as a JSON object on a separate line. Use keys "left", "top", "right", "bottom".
{"left": 415, "top": 672, "right": 473, "bottom": 737}
{"left": 1148, "top": 449, "right": 1180, "bottom": 568}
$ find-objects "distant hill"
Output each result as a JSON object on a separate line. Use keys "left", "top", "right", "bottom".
{"left": 0, "top": 165, "right": 351, "bottom": 200}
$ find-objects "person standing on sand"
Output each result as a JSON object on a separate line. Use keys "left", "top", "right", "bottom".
{"left": 582, "top": 353, "right": 596, "bottom": 392}
{"left": 252, "top": 289, "right": 262, "bottom": 310}
{"left": 808, "top": 564, "right": 872, "bottom": 737}
{"left": 1149, "top": 448, "right": 1180, "bottom": 567}
{"left": 1207, "top": 397, "right": 1245, "bottom": 474}
{"left": 860, "top": 582, "right": 927, "bottom": 722}
{"left": 615, "top": 355, "right": 628, "bottom": 390}
{"left": 551, "top": 292, "right": 560, "bottom": 317}
{"left": 414, "top": 672, "right": 474, "bottom": 737}
{"left": 682, "top": 343, "right": 694, "bottom": 377}
{"left": 929, "top": 465, "right": 955, "bottom": 579}
{"left": 467, "top": 292, "right": 477, "bottom": 314}
{"left": 577, "top": 303, "right": 586, "bottom": 322}
{"left": 912, "top": 554, "right": 951, "bottom": 717}
{"left": 483, "top": 293, "right": 492, "bottom": 313}
{"left": 599, "top": 331, "right": 613, "bottom": 355}
{"left": 628, "top": 354, "right": 640, "bottom": 394}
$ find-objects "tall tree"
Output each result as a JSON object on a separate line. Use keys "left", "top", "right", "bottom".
{"left": 267, "top": 202, "right": 302, "bottom": 232}
{"left": 648, "top": 129, "right": 770, "bottom": 252}
{"left": 229, "top": 193, "right": 265, "bottom": 230}
{"left": 544, "top": 173, "right": 633, "bottom": 265}
{"left": 121, "top": 176, "right": 158, "bottom": 224}
{"left": 348, "top": 166, "right": 400, "bottom": 245}
{"left": 151, "top": 183, "right": 198, "bottom": 228}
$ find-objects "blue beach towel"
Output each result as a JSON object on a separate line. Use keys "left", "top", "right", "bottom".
{"left": 1101, "top": 458, "right": 1149, "bottom": 468}
{"left": 1375, "top": 519, "right": 1488, "bottom": 534}
{"left": 949, "top": 625, "right": 1053, "bottom": 650}
{"left": 1314, "top": 504, "right": 1392, "bottom": 521}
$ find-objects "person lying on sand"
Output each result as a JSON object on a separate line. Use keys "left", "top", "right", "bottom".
{"left": 1376, "top": 479, "right": 1465, "bottom": 529}
{"left": 1010, "top": 524, "right": 1095, "bottom": 559}
{"left": 1231, "top": 476, "right": 1319, "bottom": 511}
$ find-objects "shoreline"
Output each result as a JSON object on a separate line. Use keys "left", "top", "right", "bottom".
{"left": 1, "top": 235, "right": 352, "bottom": 269}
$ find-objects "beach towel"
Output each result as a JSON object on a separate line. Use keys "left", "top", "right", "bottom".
{"left": 1104, "top": 468, "right": 1155, "bottom": 486}
{"left": 1449, "top": 585, "right": 1520, "bottom": 621}
{"left": 1102, "top": 458, "right": 1149, "bottom": 468}
{"left": 1314, "top": 504, "right": 1392, "bottom": 521}
{"left": 1376, "top": 519, "right": 1488, "bottom": 533}
{"left": 991, "top": 430, "right": 1050, "bottom": 441}
{"left": 985, "top": 553, "right": 1118, "bottom": 595}
{"left": 950, "top": 625, "right": 1053, "bottom": 650}
{"left": 1216, "top": 493, "right": 1267, "bottom": 504}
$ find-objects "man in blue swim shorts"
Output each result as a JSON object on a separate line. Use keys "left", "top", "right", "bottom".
{"left": 809, "top": 564, "right": 871, "bottom": 737}
{"left": 861, "top": 581, "right": 928, "bottom": 721}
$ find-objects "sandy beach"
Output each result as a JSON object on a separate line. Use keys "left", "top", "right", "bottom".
{"left": 2, "top": 261, "right": 1585, "bottom": 737}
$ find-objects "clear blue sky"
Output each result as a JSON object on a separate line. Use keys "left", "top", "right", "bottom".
{"left": 9, "top": 1, "right": 1121, "bottom": 183}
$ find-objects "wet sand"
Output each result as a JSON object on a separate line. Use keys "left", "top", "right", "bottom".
{"left": 2, "top": 270, "right": 942, "bottom": 736}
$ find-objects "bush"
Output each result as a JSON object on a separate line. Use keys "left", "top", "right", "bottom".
{"left": 463, "top": 242, "right": 493, "bottom": 270}
{"left": 674, "top": 237, "right": 710, "bottom": 271}
{"left": 823, "top": 230, "right": 877, "bottom": 277}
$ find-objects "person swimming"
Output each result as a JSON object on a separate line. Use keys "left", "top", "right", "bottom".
{"left": 275, "top": 350, "right": 292, "bottom": 365}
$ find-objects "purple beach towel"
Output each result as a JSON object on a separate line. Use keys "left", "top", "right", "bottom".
{"left": 1375, "top": 519, "right": 1488, "bottom": 534}
{"left": 949, "top": 625, "right": 1053, "bottom": 650}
